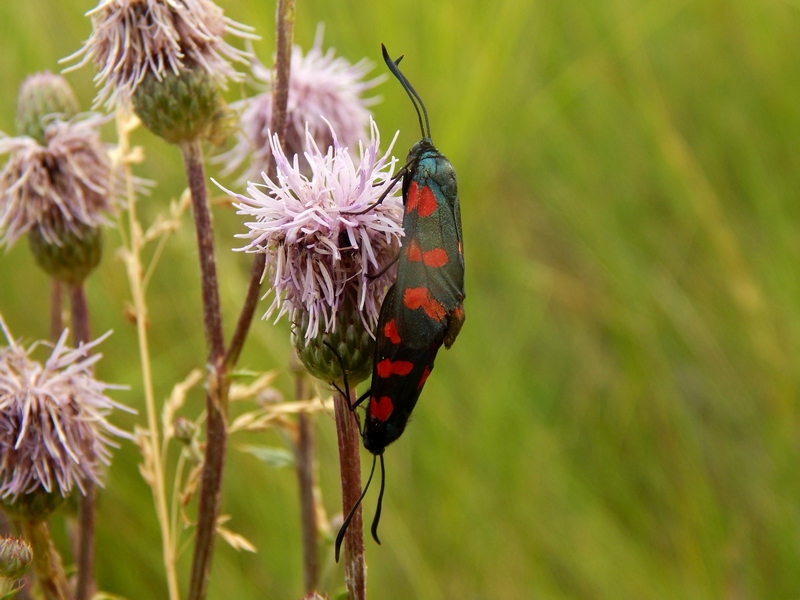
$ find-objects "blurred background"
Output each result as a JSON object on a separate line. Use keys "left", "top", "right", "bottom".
{"left": 2, "top": 0, "right": 800, "bottom": 597}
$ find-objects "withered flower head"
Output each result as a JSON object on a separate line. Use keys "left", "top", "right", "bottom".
{"left": 220, "top": 27, "right": 383, "bottom": 181}
{"left": 0, "top": 318, "right": 131, "bottom": 500}
{"left": 0, "top": 114, "right": 115, "bottom": 251}
{"left": 64, "top": 0, "right": 256, "bottom": 110}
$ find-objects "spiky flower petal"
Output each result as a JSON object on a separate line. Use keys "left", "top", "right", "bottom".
{"left": 0, "top": 114, "right": 116, "bottom": 250}
{"left": 64, "top": 0, "right": 256, "bottom": 110}
{"left": 219, "top": 118, "right": 403, "bottom": 343}
{"left": 219, "top": 28, "right": 383, "bottom": 181}
{"left": 0, "top": 319, "right": 131, "bottom": 500}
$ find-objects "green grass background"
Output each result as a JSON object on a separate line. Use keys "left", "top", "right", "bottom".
{"left": 2, "top": 0, "right": 800, "bottom": 597}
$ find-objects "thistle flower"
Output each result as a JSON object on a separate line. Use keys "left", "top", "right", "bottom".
{"left": 219, "top": 119, "right": 403, "bottom": 383}
{"left": 0, "top": 318, "right": 130, "bottom": 503}
{"left": 219, "top": 27, "right": 383, "bottom": 182}
{"left": 64, "top": 0, "right": 256, "bottom": 110}
{"left": 0, "top": 114, "right": 115, "bottom": 251}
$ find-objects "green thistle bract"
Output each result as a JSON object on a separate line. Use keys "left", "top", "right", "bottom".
{"left": 15, "top": 72, "right": 79, "bottom": 145}
{"left": 132, "top": 67, "right": 229, "bottom": 144}
{"left": 27, "top": 221, "right": 102, "bottom": 285}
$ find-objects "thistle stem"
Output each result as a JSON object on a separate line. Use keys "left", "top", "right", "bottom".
{"left": 224, "top": 253, "right": 265, "bottom": 367}
{"left": 22, "top": 520, "right": 71, "bottom": 600}
{"left": 68, "top": 284, "right": 90, "bottom": 345}
{"left": 293, "top": 365, "right": 319, "bottom": 592}
{"left": 181, "top": 140, "right": 229, "bottom": 600}
{"left": 334, "top": 390, "right": 366, "bottom": 600}
{"left": 270, "top": 0, "right": 295, "bottom": 148}
{"left": 68, "top": 283, "right": 94, "bottom": 600}
{"left": 49, "top": 280, "right": 63, "bottom": 341}
{"left": 116, "top": 110, "right": 180, "bottom": 600}
{"left": 180, "top": 141, "right": 226, "bottom": 362}
{"left": 225, "top": 0, "right": 293, "bottom": 366}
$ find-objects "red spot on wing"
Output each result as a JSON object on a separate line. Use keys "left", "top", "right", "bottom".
{"left": 393, "top": 360, "right": 414, "bottom": 375}
{"left": 453, "top": 304, "right": 464, "bottom": 320}
{"left": 417, "top": 186, "right": 438, "bottom": 217}
{"left": 458, "top": 241, "right": 463, "bottom": 256}
{"left": 406, "top": 239, "right": 423, "bottom": 262}
{"left": 370, "top": 396, "right": 394, "bottom": 422}
{"left": 383, "top": 319, "right": 401, "bottom": 344}
{"left": 422, "top": 248, "right": 448, "bottom": 268}
{"left": 406, "top": 181, "right": 419, "bottom": 214}
{"left": 403, "top": 287, "right": 447, "bottom": 322}
{"left": 406, "top": 241, "right": 448, "bottom": 268}
{"left": 417, "top": 366, "right": 431, "bottom": 390}
{"left": 406, "top": 182, "right": 437, "bottom": 217}
{"left": 377, "top": 359, "right": 414, "bottom": 378}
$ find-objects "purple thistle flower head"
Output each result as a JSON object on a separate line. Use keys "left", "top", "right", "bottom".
{"left": 0, "top": 114, "right": 116, "bottom": 250}
{"left": 219, "top": 118, "right": 404, "bottom": 343}
{"left": 63, "top": 0, "right": 257, "bottom": 110}
{"left": 219, "top": 26, "right": 384, "bottom": 182}
{"left": 0, "top": 318, "right": 132, "bottom": 500}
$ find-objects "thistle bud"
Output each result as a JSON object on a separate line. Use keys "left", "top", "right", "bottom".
{"left": 173, "top": 417, "right": 197, "bottom": 445}
{"left": 15, "top": 72, "right": 79, "bottom": 145}
{"left": 0, "top": 537, "right": 33, "bottom": 581}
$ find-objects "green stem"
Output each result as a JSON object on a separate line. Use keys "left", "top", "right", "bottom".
{"left": 116, "top": 110, "right": 181, "bottom": 600}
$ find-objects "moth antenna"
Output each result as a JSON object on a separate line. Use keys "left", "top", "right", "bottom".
{"left": 371, "top": 453, "right": 386, "bottom": 544}
{"left": 335, "top": 453, "right": 378, "bottom": 562}
{"left": 382, "top": 43, "right": 431, "bottom": 139}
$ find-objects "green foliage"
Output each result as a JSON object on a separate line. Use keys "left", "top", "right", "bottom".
{"left": 239, "top": 445, "right": 295, "bottom": 469}
{"left": 1, "top": 0, "right": 800, "bottom": 598}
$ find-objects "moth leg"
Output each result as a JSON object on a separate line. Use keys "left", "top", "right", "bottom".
{"left": 323, "top": 340, "right": 371, "bottom": 411}
{"left": 367, "top": 253, "right": 400, "bottom": 281}
{"left": 341, "top": 159, "right": 411, "bottom": 216}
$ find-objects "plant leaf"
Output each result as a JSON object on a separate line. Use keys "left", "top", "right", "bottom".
{"left": 238, "top": 444, "right": 295, "bottom": 468}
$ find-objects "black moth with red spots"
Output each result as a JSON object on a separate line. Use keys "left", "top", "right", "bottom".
{"left": 333, "top": 44, "right": 465, "bottom": 561}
